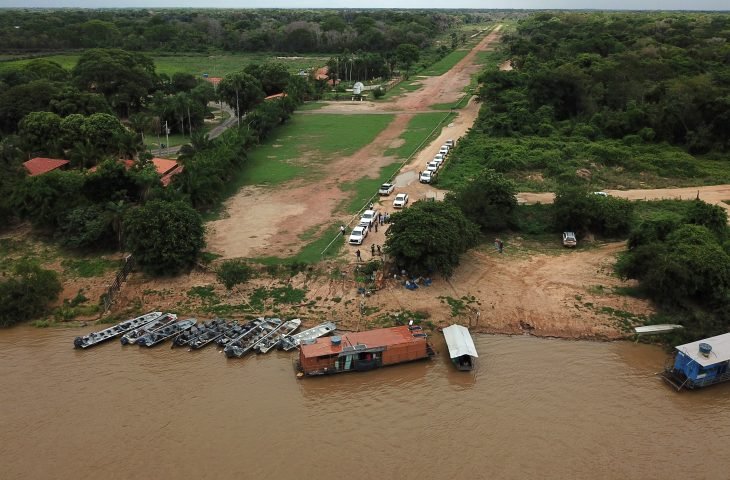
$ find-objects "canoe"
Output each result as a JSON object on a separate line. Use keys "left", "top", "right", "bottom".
{"left": 120, "top": 313, "right": 177, "bottom": 345}
{"left": 634, "top": 324, "right": 684, "bottom": 335}
{"left": 257, "top": 319, "right": 302, "bottom": 354}
{"left": 73, "top": 312, "right": 163, "bottom": 349}
{"left": 224, "top": 318, "right": 283, "bottom": 358}
{"left": 188, "top": 319, "right": 229, "bottom": 350}
{"left": 279, "top": 321, "right": 336, "bottom": 351}
{"left": 137, "top": 319, "right": 197, "bottom": 347}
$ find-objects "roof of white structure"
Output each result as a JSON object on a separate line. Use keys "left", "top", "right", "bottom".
{"left": 442, "top": 324, "right": 478, "bottom": 359}
{"left": 675, "top": 332, "right": 730, "bottom": 367}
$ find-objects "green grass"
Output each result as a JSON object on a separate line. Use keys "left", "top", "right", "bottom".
{"left": 255, "top": 223, "right": 344, "bottom": 265}
{"left": 0, "top": 52, "right": 330, "bottom": 76}
{"left": 225, "top": 113, "right": 393, "bottom": 190}
{"left": 61, "top": 257, "right": 119, "bottom": 278}
{"left": 298, "top": 102, "right": 327, "bottom": 111}
{"left": 420, "top": 50, "right": 470, "bottom": 76}
{"left": 380, "top": 79, "right": 421, "bottom": 100}
{"left": 384, "top": 112, "right": 454, "bottom": 159}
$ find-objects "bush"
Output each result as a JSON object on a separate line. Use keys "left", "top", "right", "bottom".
{"left": 0, "top": 261, "right": 62, "bottom": 327}
{"left": 372, "top": 87, "right": 385, "bottom": 99}
{"left": 216, "top": 260, "right": 255, "bottom": 290}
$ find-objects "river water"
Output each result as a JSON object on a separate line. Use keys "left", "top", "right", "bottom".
{"left": 1, "top": 326, "right": 729, "bottom": 480}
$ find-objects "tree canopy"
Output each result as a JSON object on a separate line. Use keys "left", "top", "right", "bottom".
{"left": 385, "top": 200, "right": 480, "bottom": 278}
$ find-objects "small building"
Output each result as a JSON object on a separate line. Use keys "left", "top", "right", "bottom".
{"left": 204, "top": 76, "right": 222, "bottom": 89}
{"left": 662, "top": 332, "right": 730, "bottom": 390}
{"left": 150, "top": 157, "right": 183, "bottom": 187}
{"left": 298, "top": 325, "right": 432, "bottom": 376}
{"left": 23, "top": 157, "right": 70, "bottom": 176}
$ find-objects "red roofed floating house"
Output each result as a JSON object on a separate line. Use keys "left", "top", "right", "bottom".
{"left": 23, "top": 157, "right": 70, "bottom": 176}
{"left": 297, "top": 325, "right": 433, "bottom": 377}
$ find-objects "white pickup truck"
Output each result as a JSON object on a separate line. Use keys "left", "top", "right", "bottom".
{"left": 420, "top": 170, "right": 435, "bottom": 184}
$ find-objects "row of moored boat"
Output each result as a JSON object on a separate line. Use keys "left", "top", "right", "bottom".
{"left": 73, "top": 311, "right": 336, "bottom": 356}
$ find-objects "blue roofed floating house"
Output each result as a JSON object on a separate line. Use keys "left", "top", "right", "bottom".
{"left": 661, "top": 332, "right": 730, "bottom": 391}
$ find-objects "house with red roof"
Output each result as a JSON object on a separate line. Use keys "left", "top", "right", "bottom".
{"left": 150, "top": 157, "right": 183, "bottom": 187}
{"left": 23, "top": 157, "right": 70, "bottom": 176}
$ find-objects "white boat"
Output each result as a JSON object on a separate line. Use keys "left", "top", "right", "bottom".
{"left": 279, "top": 321, "right": 336, "bottom": 351}
{"left": 442, "top": 324, "right": 478, "bottom": 371}
{"left": 256, "top": 319, "right": 302, "bottom": 354}
{"left": 634, "top": 324, "right": 684, "bottom": 335}
{"left": 120, "top": 313, "right": 177, "bottom": 345}
{"left": 74, "top": 312, "right": 163, "bottom": 349}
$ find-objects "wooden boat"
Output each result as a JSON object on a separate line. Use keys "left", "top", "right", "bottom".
{"left": 279, "top": 321, "right": 336, "bottom": 351}
{"left": 120, "top": 313, "right": 177, "bottom": 345}
{"left": 224, "top": 318, "right": 283, "bottom": 358}
{"left": 73, "top": 311, "right": 162, "bottom": 349}
{"left": 189, "top": 319, "right": 229, "bottom": 350}
{"left": 172, "top": 318, "right": 225, "bottom": 348}
{"left": 634, "top": 324, "right": 684, "bottom": 335}
{"left": 442, "top": 324, "right": 478, "bottom": 371}
{"left": 137, "top": 319, "right": 197, "bottom": 347}
{"left": 257, "top": 318, "right": 302, "bottom": 354}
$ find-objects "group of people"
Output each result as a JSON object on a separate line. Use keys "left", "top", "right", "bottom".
{"left": 354, "top": 244, "right": 383, "bottom": 262}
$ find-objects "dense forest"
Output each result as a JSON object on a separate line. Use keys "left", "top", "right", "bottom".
{"left": 438, "top": 12, "right": 730, "bottom": 342}
{"left": 0, "top": 9, "right": 504, "bottom": 53}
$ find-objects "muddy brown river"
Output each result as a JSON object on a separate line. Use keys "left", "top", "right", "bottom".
{"left": 2, "top": 326, "right": 729, "bottom": 479}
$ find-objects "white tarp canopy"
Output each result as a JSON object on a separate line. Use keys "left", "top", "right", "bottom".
{"left": 442, "top": 325, "right": 478, "bottom": 359}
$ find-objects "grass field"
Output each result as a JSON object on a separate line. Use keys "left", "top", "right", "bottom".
{"left": 216, "top": 113, "right": 393, "bottom": 200}
{"left": 420, "top": 49, "right": 470, "bottom": 76}
{"left": 0, "top": 52, "right": 330, "bottom": 76}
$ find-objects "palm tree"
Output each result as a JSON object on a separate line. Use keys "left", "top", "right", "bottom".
{"left": 178, "top": 131, "right": 213, "bottom": 163}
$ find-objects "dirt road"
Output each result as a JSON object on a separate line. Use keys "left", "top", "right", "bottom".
{"left": 207, "top": 26, "right": 504, "bottom": 259}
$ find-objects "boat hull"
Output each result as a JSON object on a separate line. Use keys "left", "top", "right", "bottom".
{"left": 74, "top": 312, "right": 163, "bottom": 349}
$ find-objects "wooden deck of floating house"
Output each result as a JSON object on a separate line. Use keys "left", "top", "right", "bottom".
{"left": 298, "top": 325, "right": 431, "bottom": 376}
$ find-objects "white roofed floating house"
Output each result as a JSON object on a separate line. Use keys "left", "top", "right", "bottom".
{"left": 661, "top": 332, "right": 730, "bottom": 391}
{"left": 442, "top": 324, "right": 478, "bottom": 371}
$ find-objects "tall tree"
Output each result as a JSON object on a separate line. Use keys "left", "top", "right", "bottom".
{"left": 218, "top": 71, "right": 265, "bottom": 118}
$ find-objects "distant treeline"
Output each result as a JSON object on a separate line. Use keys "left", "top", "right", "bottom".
{"left": 0, "top": 9, "right": 501, "bottom": 54}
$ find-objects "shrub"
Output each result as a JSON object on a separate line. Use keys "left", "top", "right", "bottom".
{"left": 216, "top": 260, "right": 255, "bottom": 290}
{"left": 0, "top": 261, "right": 62, "bottom": 327}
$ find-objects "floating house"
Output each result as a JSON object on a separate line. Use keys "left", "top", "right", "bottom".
{"left": 297, "top": 325, "right": 432, "bottom": 377}
{"left": 442, "top": 324, "right": 478, "bottom": 371}
{"left": 662, "top": 332, "right": 730, "bottom": 391}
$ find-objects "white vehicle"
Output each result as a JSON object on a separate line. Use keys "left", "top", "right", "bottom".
{"left": 420, "top": 170, "right": 434, "bottom": 184}
{"left": 426, "top": 161, "right": 439, "bottom": 173}
{"left": 445, "top": 139, "right": 455, "bottom": 147}
{"left": 378, "top": 183, "right": 395, "bottom": 195}
{"left": 433, "top": 153, "right": 444, "bottom": 162}
{"left": 562, "top": 231, "right": 577, "bottom": 248}
{"left": 393, "top": 193, "right": 409, "bottom": 208}
{"left": 348, "top": 225, "right": 369, "bottom": 245}
{"left": 439, "top": 146, "right": 449, "bottom": 156}
{"left": 593, "top": 191, "right": 608, "bottom": 197}
{"left": 359, "top": 209, "right": 378, "bottom": 227}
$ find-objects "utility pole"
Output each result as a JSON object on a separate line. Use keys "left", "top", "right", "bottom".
{"left": 164, "top": 121, "right": 170, "bottom": 156}
{"left": 235, "top": 88, "right": 240, "bottom": 126}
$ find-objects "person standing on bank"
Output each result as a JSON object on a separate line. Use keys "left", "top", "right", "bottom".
{"left": 355, "top": 249, "right": 361, "bottom": 262}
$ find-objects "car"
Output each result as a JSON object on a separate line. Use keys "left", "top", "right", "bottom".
{"left": 359, "top": 209, "right": 378, "bottom": 227}
{"left": 348, "top": 225, "right": 369, "bottom": 245}
{"left": 445, "top": 139, "right": 455, "bottom": 147}
{"left": 378, "top": 183, "right": 395, "bottom": 195}
{"left": 432, "top": 157, "right": 443, "bottom": 167}
{"left": 433, "top": 153, "right": 444, "bottom": 162}
{"left": 439, "top": 146, "right": 449, "bottom": 157}
{"left": 593, "top": 191, "right": 608, "bottom": 197}
{"left": 393, "top": 193, "right": 409, "bottom": 208}
{"left": 562, "top": 231, "right": 577, "bottom": 248}
{"left": 420, "top": 170, "right": 434, "bottom": 183}
{"left": 426, "top": 161, "right": 439, "bottom": 173}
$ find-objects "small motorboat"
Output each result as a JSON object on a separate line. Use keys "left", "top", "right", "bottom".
{"left": 137, "top": 319, "right": 197, "bottom": 347}
{"left": 257, "top": 318, "right": 302, "bottom": 354}
{"left": 120, "top": 313, "right": 177, "bottom": 345}
{"left": 217, "top": 320, "right": 258, "bottom": 348}
{"left": 279, "top": 321, "right": 336, "bottom": 351}
{"left": 224, "top": 318, "right": 282, "bottom": 358}
{"left": 172, "top": 319, "right": 225, "bottom": 348}
{"left": 74, "top": 312, "right": 162, "bottom": 349}
{"left": 188, "top": 319, "right": 229, "bottom": 350}
{"left": 634, "top": 324, "right": 684, "bottom": 335}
